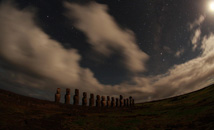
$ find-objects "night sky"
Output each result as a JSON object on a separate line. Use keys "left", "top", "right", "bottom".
{"left": 0, "top": 0, "right": 214, "bottom": 102}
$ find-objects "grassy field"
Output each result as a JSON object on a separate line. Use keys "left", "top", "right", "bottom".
{"left": 0, "top": 84, "right": 214, "bottom": 130}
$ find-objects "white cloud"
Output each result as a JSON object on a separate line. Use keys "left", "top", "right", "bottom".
{"left": 191, "top": 28, "right": 201, "bottom": 51}
{"left": 0, "top": 2, "right": 105, "bottom": 95}
{"left": 189, "top": 15, "right": 205, "bottom": 30}
{"left": 64, "top": 2, "right": 149, "bottom": 73}
{"left": 189, "top": 15, "right": 205, "bottom": 51}
{"left": 0, "top": 2, "right": 80, "bottom": 86}
{"left": 105, "top": 33, "right": 214, "bottom": 102}
{"left": 201, "top": 34, "right": 214, "bottom": 55}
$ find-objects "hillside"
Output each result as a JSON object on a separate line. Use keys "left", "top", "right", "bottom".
{"left": 0, "top": 84, "right": 214, "bottom": 130}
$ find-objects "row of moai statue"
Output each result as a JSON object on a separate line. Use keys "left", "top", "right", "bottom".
{"left": 55, "top": 88, "right": 135, "bottom": 107}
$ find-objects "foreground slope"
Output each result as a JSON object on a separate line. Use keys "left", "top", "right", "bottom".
{"left": 0, "top": 84, "right": 214, "bottom": 130}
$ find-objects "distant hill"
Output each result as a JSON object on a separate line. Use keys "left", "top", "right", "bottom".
{"left": 0, "top": 84, "right": 214, "bottom": 129}
{"left": 141, "top": 83, "right": 214, "bottom": 106}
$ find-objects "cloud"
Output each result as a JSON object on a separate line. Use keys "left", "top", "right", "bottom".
{"left": 189, "top": 15, "right": 205, "bottom": 30}
{"left": 188, "top": 15, "right": 205, "bottom": 51}
{"left": 1, "top": 2, "right": 214, "bottom": 104}
{"left": 0, "top": 2, "right": 79, "bottom": 85}
{"left": 64, "top": 2, "right": 149, "bottom": 73}
{"left": 191, "top": 29, "right": 201, "bottom": 51}
{"left": 124, "top": 16, "right": 214, "bottom": 102}
{"left": 0, "top": 2, "right": 105, "bottom": 96}
{"left": 151, "top": 51, "right": 214, "bottom": 100}
{"left": 0, "top": 1, "right": 150, "bottom": 102}
{"left": 191, "top": 29, "right": 201, "bottom": 50}
{"left": 201, "top": 34, "right": 214, "bottom": 55}
{"left": 105, "top": 33, "right": 214, "bottom": 102}
{"left": 141, "top": 15, "right": 214, "bottom": 100}
{"left": 175, "top": 48, "right": 185, "bottom": 58}
{"left": 124, "top": 34, "right": 214, "bottom": 102}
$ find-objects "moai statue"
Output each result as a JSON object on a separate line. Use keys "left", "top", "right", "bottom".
{"left": 82, "top": 92, "right": 87, "bottom": 106}
{"left": 101, "top": 96, "right": 106, "bottom": 107}
{"left": 132, "top": 99, "right": 135, "bottom": 106}
{"left": 73, "top": 89, "right": 79, "bottom": 105}
{"left": 111, "top": 97, "right": 115, "bottom": 107}
{"left": 89, "top": 94, "right": 94, "bottom": 107}
{"left": 55, "top": 88, "right": 61, "bottom": 103}
{"left": 119, "top": 95, "right": 124, "bottom": 107}
{"left": 116, "top": 98, "right": 119, "bottom": 107}
{"left": 65, "top": 88, "right": 71, "bottom": 104}
{"left": 123, "top": 99, "right": 127, "bottom": 107}
{"left": 96, "top": 95, "right": 101, "bottom": 107}
{"left": 107, "top": 96, "right": 111, "bottom": 107}
{"left": 129, "top": 96, "right": 132, "bottom": 106}
{"left": 126, "top": 98, "right": 129, "bottom": 107}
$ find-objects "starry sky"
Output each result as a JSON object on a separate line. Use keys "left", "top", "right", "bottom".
{"left": 0, "top": 0, "right": 214, "bottom": 102}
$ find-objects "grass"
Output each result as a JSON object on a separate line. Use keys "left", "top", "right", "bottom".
{"left": 1, "top": 84, "right": 214, "bottom": 129}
